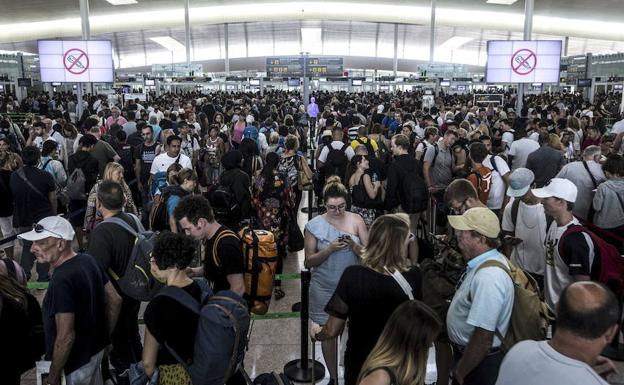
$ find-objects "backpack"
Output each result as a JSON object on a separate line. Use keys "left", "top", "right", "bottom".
{"left": 253, "top": 372, "right": 294, "bottom": 385}
{"left": 420, "top": 243, "right": 465, "bottom": 322}
{"left": 469, "top": 166, "right": 493, "bottom": 205}
{"left": 396, "top": 162, "right": 428, "bottom": 214}
{"left": 356, "top": 137, "right": 375, "bottom": 156}
{"left": 473, "top": 260, "right": 553, "bottom": 353}
{"left": 238, "top": 227, "right": 279, "bottom": 315}
{"left": 376, "top": 140, "right": 390, "bottom": 164}
{"left": 324, "top": 143, "right": 349, "bottom": 183}
{"left": 243, "top": 126, "right": 260, "bottom": 148}
{"left": 117, "top": 144, "right": 134, "bottom": 181}
{"left": 430, "top": 143, "right": 454, "bottom": 172}
{"left": 61, "top": 167, "right": 87, "bottom": 201}
{"left": 103, "top": 213, "right": 163, "bottom": 301}
{"left": 206, "top": 182, "right": 241, "bottom": 224}
{"left": 558, "top": 224, "right": 624, "bottom": 296}
{"left": 149, "top": 186, "right": 188, "bottom": 232}
{"left": 156, "top": 280, "right": 250, "bottom": 385}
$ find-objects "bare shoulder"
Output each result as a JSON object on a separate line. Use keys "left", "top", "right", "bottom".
{"left": 359, "top": 368, "right": 392, "bottom": 385}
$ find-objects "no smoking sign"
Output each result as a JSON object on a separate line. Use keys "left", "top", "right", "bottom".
{"left": 63, "top": 48, "right": 90, "bottom": 75}
{"left": 510, "top": 48, "right": 537, "bottom": 76}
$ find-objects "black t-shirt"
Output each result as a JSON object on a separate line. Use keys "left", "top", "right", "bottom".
{"left": 134, "top": 142, "right": 159, "bottom": 184}
{"left": 144, "top": 281, "right": 201, "bottom": 365}
{"left": 42, "top": 254, "right": 110, "bottom": 374}
{"left": 325, "top": 265, "right": 422, "bottom": 385}
{"left": 87, "top": 212, "right": 139, "bottom": 279}
{"left": 10, "top": 166, "right": 55, "bottom": 227}
{"left": 0, "top": 169, "right": 14, "bottom": 217}
{"left": 203, "top": 226, "right": 244, "bottom": 292}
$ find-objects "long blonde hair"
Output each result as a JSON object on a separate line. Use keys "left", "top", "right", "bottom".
{"left": 358, "top": 301, "right": 441, "bottom": 385}
{"left": 102, "top": 162, "right": 131, "bottom": 191}
{"left": 362, "top": 214, "right": 410, "bottom": 273}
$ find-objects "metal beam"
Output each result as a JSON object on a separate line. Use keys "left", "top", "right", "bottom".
{"left": 224, "top": 23, "right": 230, "bottom": 75}
{"left": 393, "top": 23, "right": 398, "bottom": 76}
{"left": 374, "top": 22, "right": 380, "bottom": 57}
{"left": 244, "top": 22, "right": 249, "bottom": 58}
{"left": 77, "top": 0, "right": 90, "bottom": 121}
{"left": 564, "top": 36, "right": 569, "bottom": 57}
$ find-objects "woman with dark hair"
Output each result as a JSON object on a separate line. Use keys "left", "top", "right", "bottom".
{"left": 278, "top": 134, "right": 313, "bottom": 214}
{"left": 357, "top": 300, "right": 441, "bottom": 385}
{"left": 240, "top": 137, "right": 263, "bottom": 178}
{"left": 0, "top": 274, "right": 45, "bottom": 385}
{"left": 143, "top": 232, "right": 201, "bottom": 384}
{"left": 251, "top": 152, "right": 295, "bottom": 299}
{"left": 348, "top": 155, "right": 381, "bottom": 227}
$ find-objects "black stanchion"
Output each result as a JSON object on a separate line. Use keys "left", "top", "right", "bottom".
{"left": 284, "top": 270, "right": 325, "bottom": 383}
{"left": 300, "top": 148, "right": 318, "bottom": 220}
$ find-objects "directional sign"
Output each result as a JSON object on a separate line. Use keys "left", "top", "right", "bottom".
{"left": 63, "top": 48, "right": 90, "bottom": 75}
{"left": 486, "top": 40, "right": 561, "bottom": 84}
{"left": 266, "top": 57, "right": 343, "bottom": 77}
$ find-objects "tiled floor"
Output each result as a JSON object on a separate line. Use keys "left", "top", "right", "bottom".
{"left": 13, "top": 194, "right": 624, "bottom": 384}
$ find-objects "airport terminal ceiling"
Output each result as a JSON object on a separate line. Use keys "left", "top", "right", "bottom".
{"left": 1, "top": 0, "right": 624, "bottom": 70}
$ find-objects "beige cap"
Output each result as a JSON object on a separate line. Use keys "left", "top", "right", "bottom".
{"left": 448, "top": 207, "right": 500, "bottom": 238}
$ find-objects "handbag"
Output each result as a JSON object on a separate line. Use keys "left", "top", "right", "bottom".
{"left": 287, "top": 214, "right": 305, "bottom": 252}
{"left": 128, "top": 362, "right": 159, "bottom": 385}
{"left": 296, "top": 156, "right": 313, "bottom": 191}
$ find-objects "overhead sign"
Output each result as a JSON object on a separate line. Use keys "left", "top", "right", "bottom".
{"left": 486, "top": 40, "right": 561, "bottom": 84}
{"left": 473, "top": 94, "right": 505, "bottom": 106}
{"left": 38, "top": 40, "right": 114, "bottom": 83}
{"left": 266, "top": 57, "right": 343, "bottom": 77}
{"left": 151, "top": 63, "right": 203, "bottom": 75}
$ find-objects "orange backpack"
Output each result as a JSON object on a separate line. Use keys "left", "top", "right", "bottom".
{"left": 468, "top": 166, "right": 493, "bottom": 204}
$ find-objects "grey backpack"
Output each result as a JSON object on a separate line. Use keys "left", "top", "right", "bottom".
{"left": 156, "top": 280, "right": 250, "bottom": 385}
{"left": 103, "top": 214, "right": 163, "bottom": 301}
{"left": 63, "top": 168, "right": 87, "bottom": 201}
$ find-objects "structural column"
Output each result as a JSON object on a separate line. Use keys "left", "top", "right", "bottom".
{"left": 516, "top": 0, "right": 534, "bottom": 115}
{"left": 393, "top": 24, "right": 398, "bottom": 77}
{"left": 77, "top": 0, "right": 90, "bottom": 122}
{"left": 184, "top": 0, "right": 191, "bottom": 69}
{"left": 224, "top": 23, "right": 230, "bottom": 75}
{"left": 429, "top": 0, "right": 436, "bottom": 63}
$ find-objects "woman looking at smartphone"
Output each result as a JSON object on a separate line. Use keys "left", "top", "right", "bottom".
{"left": 304, "top": 176, "right": 369, "bottom": 385}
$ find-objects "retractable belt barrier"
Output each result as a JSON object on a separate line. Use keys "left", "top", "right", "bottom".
{"left": 0, "top": 206, "right": 87, "bottom": 247}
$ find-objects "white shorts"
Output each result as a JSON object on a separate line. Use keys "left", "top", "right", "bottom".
{"left": 0, "top": 216, "right": 15, "bottom": 249}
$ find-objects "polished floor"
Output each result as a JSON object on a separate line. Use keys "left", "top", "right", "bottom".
{"left": 14, "top": 193, "right": 624, "bottom": 384}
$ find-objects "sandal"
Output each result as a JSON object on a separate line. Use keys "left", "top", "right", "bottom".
{"left": 274, "top": 288, "right": 286, "bottom": 300}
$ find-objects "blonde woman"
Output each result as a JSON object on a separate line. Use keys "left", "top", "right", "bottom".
{"left": 357, "top": 300, "right": 441, "bottom": 385}
{"left": 84, "top": 162, "right": 138, "bottom": 232}
{"left": 312, "top": 214, "right": 420, "bottom": 385}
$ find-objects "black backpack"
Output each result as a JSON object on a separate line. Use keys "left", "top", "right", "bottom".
{"left": 206, "top": 182, "right": 241, "bottom": 224}
{"left": 356, "top": 137, "right": 375, "bottom": 156}
{"left": 397, "top": 162, "right": 428, "bottom": 213}
{"left": 376, "top": 140, "right": 391, "bottom": 164}
{"left": 324, "top": 143, "right": 349, "bottom": 183}
{"left": 150, "top": 186, "right": 188, "bottom": 232}
{"left": 253, "top": 372, "right": 294, "bottom": 385}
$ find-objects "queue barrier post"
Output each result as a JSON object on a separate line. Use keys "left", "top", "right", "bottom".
{"left": 300, "top": 148, "right": 318, "bottom": 221}
{"left": 283, "top": 269, "right": 325, "bottom": 383}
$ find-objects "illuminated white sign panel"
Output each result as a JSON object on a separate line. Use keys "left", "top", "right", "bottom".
{"left": 38, "top": 40, "right": 114, "bottom": 83}
{"left": 486, "top": 40, "right": 561, "bottom": 84}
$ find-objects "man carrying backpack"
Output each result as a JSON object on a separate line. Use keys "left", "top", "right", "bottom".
{"left": 532, "top": 178, "right": 602, "bottom": 309}
{"left": 385, "top": 134, "right": 427, "bottom": 234}
{"left": 350, "top": 125, "right": 378, "bottom": 157}
{"left": 174, "top": 195, "right": 245, "bottom": 295}
{"left": 446, "top": 207, "right": 514, "bottom": 385}
{"left": 466, "top": 143, "right": 494, "bottom": 205}
{"left": 87, "top": 181, "right": 144, "bottom": 384}
{"left": 317, "top": 126, "right": 355, "bottom": 183}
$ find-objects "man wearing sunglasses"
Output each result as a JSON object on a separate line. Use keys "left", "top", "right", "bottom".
{"left": 19, "top": 216, "right": 121, "bottom": 385}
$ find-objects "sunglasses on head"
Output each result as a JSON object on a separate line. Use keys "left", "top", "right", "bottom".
{"left": 32, "top": 223, "right": 63, "bottom": 239}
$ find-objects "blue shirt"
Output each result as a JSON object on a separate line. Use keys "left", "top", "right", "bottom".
{"left": 446, "top": 249, "right": 514, "bottom": 347}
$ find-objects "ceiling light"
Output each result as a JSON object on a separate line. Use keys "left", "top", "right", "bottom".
{"left": 486, "top": 0, "right": 518, "bottom": 4}
{"left": 149, "top": 36, "right": 185, "bottom": 51}
{"left": 106, "top": 0, "right": 138, "bottom": 5}
{"left": 439, "top": 36, "right": 473, "bottom": 51}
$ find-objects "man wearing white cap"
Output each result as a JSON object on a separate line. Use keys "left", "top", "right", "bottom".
{"left": 501, "top": 168, "right": 548, "bottom": 289}
{"left": 532, "top": 178, "right": 596, "bottom": 308}
{"left": 446, "top": 207, "right": 514, "bottom": 385}
{"left": 19, "top": 216, "right": 121, "bottom": 385}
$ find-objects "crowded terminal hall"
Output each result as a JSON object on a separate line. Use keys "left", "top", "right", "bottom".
{"left": 1, "top": 1, "right": 624, "bottom": 385}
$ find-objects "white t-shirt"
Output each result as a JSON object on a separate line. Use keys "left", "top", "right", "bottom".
{"left": 529, "top": 131, "right": 539, "bottom": 142}
{"left": 483, "top": 155, "right": 510, "bottom": 210}
{"left": 508, "top": 138, "right": 540, "bottom": 170}
{"left": 612, "top": 119, "right": 624, "bottom": 153}
{"left": 33, "top": 136, "right": 57, "bottom": 151}
{"left": 318, "top": 141, "right": 355, "bottom": 163}
{"left": 495, "top": 340, "right": 609, "bottom": 385}
{"left": 501, "top": 131, "right": 514, "bottom": 154}
{"left": 501, "top": 198, "right": 547, "bottom": 275}
{"left": 544, "top": 218, "right": 596, "bottom": 308}
{"left": 150, "top": 152, "right": 192, "bottom": 174}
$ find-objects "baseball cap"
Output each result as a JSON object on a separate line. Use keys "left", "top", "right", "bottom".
{"left": 246, "top": 115, "right": 255, "bottom": 124}
{"left": 447, "top": 207, "right": 500, "bottom": 238}
{"left": 377, "top": 105, "right": 385, "bottom": 113}
{"left": 18, "top": 216, "right": 75, "bottom": 242}
{"left": 321, "top": 129, "right": 332, "bottom": 138}
{"left": 531, "top": 178, "right": 578, "bottom": 203}
{"left": 507, "top": 168, "right": 535, "bottom": 198}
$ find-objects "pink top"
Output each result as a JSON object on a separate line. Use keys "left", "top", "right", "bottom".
{"left": 232, "top": 121, "right": 246, "bottom": 144}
